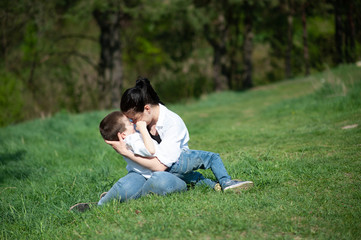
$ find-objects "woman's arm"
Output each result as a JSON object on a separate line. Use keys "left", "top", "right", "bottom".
{"left": 105, "top": 133, "right": 167, "bottom": 171}
{"left": 122, "top": 148, "right": 167, "bottom": 171}
{"left": 136, "top": 121, "right": 156, "bottom": 155}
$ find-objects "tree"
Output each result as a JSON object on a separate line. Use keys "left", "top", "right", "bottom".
{"left": 333, "top": 0, "right": 357, "bottom": 64}
{"left": 301, "top": 1, "right": 310, "bottom": 76}
{"left": 194, "top": 0, "right": 254, "bottom": 91}
{"left": 284, "top": 0, "right": 294, "bottom": 79}
{"left": 241, "top": 1, "right": 254, "bottom": 89}
{"left": 261, "top": 0, "right": 299, "bottom": 80}
{"left": 62, "top": 0, "right": 136, "bottom": 109}
{"left": 93, "top": 8, "right": 124, "bottom": 108}
{"left": 193, "top": 0, "right": 227, "bottom": 91}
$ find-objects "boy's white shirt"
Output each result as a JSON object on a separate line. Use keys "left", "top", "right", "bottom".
{"left": 123, "top": 132, "right": 158, "bottom": 179}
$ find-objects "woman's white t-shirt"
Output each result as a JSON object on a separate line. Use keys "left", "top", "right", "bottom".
{"left": 154, "top": 104, "right": 190, "bottom": 167}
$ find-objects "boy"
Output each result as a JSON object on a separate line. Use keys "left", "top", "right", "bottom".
{"left": 70, "top": 111, "right": 197, "bottom": 211}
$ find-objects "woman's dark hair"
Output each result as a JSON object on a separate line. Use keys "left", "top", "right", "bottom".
{"left": 120, "top": 77, "right": 163, "bottom": 113}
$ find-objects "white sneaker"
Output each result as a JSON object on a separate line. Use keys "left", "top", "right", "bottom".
{"left": 222, "top": 180, "right": 254, "bottom": 192}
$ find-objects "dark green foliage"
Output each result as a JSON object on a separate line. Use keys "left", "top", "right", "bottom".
{"left": 0, "top": 72, "right": 24, "bottom": 126}
{"left": 154, "top": 66, "right": 213, "bottom": 103}
{"left": 1, "top": 0, "right": 361, "bottom": 127}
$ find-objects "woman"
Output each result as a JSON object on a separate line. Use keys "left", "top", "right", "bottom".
{"left": 95, "top": 79, "right": 214, "bottom": 208}
{"left": 105, "top": 77, "right": 253, "bottom": 197}
{"left": 72, "top": 78, "right": 222, "bottom": 212}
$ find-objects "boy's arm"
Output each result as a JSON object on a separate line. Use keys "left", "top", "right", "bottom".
{"left": 136, "top": 121, "right": 156, "bottom": 155}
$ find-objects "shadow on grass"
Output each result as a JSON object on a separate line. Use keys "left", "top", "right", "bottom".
{"left": 0, "top": 150, "right": 29, "bottom": 183}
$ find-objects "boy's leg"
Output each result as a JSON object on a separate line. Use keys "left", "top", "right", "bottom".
{"left": 141, "top": 172, "right": 187, "bottom": 196}
{"left": 180, "top": 171, "right": 217, "bottom": 190}
{"left": 98, "top": 171, "right": 147, "bottom": 206}
{"left": 169, "top": 149, "right": 253, "bottom": 190}
{"left": 168, "top": 149, "right": 231, "bottom": 186}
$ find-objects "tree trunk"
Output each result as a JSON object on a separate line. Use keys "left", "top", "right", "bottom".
{"left": 204, "top": 14, "right": 228, "bottom": 92}
{"left": 242, "top": 3, "right": 253, "bottom": 89}
{"left": 1, "top": 12, "right": 8, "bottom": 69}
{"left": 212, "top": 44, "right": 228, "bottom": 91}
{"left": 285, "top": 6, "right": 293, "bottom": 79}
{"left": 225, "top": 3, "right": 242, "bottom": 90}
{"left": 334, "top": 0, "right": 344, "bottom": 64}
{"left": 93, "top": 10, "right": 123, "bottom": 109}
{"left": 345, "top": 0, "right": 356, "bottom": 63}
{"left": 302, "top": 3, "right": 310, "bottom": 76}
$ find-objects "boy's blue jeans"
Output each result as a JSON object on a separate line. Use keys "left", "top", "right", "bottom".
{"left": 98, "top": 171, "right": 187, "bottom": 206}
{"left": 167, "top": 149, "right": 232, "bottom": 188}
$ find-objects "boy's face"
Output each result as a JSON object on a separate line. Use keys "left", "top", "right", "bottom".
{"left": 121, "top": 116, "right": 136, "bottom": 137}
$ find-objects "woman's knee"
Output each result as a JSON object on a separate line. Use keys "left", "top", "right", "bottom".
{"left": 99, "top": 173, "right": 146, "bottom": 205}
{"left": 143, "top": 172, "right": 187, "bottom": 195}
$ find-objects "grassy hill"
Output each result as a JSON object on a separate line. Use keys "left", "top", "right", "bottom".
{"left": 1, "top": 64, "right": 360, "bottom": 239}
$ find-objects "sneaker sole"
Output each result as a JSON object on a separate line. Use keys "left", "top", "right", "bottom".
{"left": 69, "top": 202, "right": 97, "bottom": 212}
{"left": 223, "top": 181, "right": 254, "bottom": 192}
{"left": 99, "top": 192, "right": 107, "bottom": 200}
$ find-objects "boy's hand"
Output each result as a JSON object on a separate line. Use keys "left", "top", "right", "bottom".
{"left": 105, "top": 132, "right": 129, "bottom": 156}
{"left": 135, "top": 121, "right": 147, "bottom": 132}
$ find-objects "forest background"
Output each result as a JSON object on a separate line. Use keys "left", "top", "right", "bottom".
{"left": 1, "top": 0, "right": 360, "bottom": 127}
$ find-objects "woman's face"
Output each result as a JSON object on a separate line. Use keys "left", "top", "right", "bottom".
{"left": 124, "top": 105, "right": 153, "bottom": 125}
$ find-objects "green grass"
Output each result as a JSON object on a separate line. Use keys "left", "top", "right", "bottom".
{"left": 1, "top": 64, "right": 360, "bottom": 239}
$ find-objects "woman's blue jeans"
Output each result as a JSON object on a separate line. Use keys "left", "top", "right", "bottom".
{"left": 98, "top": 171, "right": 187, "bottom": 206}
{"left": 167, "top": 149, "right": 232, "bottom": 188}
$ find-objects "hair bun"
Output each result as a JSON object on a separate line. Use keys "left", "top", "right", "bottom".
{"left": 135, "top": 77, "right": 150, "bottom": 88}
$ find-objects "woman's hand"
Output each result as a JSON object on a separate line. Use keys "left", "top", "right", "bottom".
{"left": 105, "top": 132, "right": 129, "bottom": 156}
